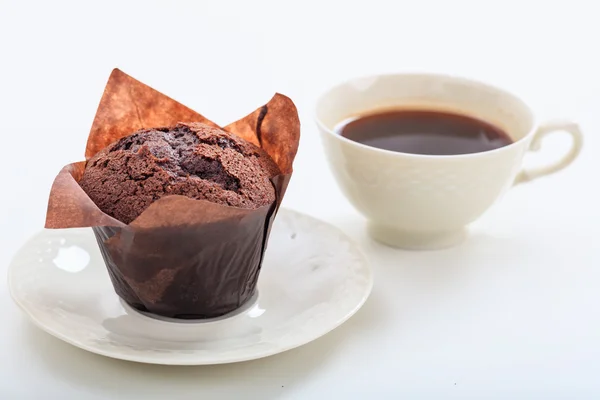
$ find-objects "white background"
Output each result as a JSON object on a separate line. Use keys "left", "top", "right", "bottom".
{"left": 1, "top": 0, "right": 599, "bottom": 398}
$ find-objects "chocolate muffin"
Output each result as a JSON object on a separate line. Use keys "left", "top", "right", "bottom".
{"left": 80, "top": 123, "right": 280, "bottom": 224}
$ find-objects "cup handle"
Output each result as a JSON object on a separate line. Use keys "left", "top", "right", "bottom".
{"left": 513, "top": 120, "right": 583, "bottom": 185}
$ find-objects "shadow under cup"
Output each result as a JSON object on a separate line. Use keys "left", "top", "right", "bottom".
{"left": 315, "top": 73, "right": 539, "bottom": 250}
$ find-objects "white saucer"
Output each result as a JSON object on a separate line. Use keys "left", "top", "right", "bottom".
{"left": 8, "top": 208, "right": 372, "bottom": 365}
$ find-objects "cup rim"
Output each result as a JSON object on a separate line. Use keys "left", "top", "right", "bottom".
{"left": 314, "top": 72, "right": 538, "bottom": 160}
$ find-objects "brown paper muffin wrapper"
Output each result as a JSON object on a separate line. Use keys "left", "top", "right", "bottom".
{"left": 45, "top": 69, "right": 300, "bottom": 319}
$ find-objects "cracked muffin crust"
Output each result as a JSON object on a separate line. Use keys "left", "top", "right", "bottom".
{"left": 79, "top": 123, "right": 281, "bottom": 224}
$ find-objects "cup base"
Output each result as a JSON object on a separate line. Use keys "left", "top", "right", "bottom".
{"left": 368, "top": 223, "right": 467, "bottom": 250}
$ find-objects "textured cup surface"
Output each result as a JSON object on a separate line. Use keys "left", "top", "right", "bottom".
{"left": 316, "top": 73, "right": 580, "bottom": 249}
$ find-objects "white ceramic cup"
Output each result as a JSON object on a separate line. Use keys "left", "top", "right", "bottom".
{"left": 315, "top": 73, "right": 583, "bottom": 250}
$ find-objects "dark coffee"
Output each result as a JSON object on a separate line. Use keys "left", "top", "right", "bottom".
{"left": 335, "top": 109, "right": 513, "bottom": 155}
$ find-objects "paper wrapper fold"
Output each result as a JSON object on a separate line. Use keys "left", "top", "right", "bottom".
{"left": 45, "top": 69, "right": 300, "bottom": 319}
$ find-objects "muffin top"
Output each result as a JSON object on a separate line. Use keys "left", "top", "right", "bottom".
{"left": 79, "top": 123, "right": 280, "bottom": 224}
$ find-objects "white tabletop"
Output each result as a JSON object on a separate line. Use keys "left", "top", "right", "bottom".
{"left": 1, "top": 0, "right": 599, "bottom": 398}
